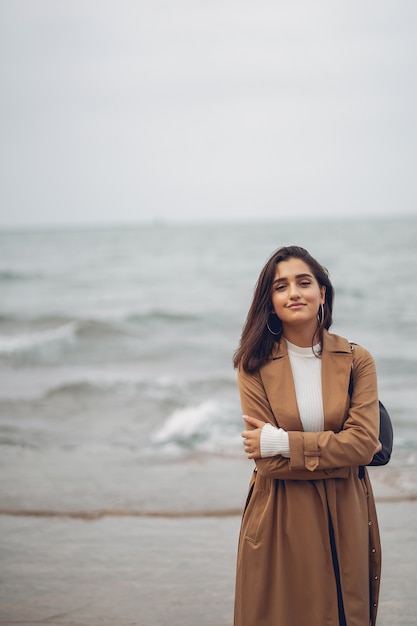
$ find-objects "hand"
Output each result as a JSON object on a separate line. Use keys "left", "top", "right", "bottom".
{"left": 241, "top": 415, "right": 265, "bottom": 460}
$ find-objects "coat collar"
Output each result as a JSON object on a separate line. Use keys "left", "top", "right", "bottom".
{"left": 260, "top": 331, "right": 353, "bottom": 432}
{"left": 269, "top": 330, "right": 352, "bottom": 360}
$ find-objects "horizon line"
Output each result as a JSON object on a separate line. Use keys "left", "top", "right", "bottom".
{"left": 1, "top": 212, "right": 416, "bottom": 233}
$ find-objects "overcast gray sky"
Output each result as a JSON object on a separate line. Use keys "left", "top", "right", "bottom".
{"left": 0, "top": 0, "right": 416, "bottom": 228}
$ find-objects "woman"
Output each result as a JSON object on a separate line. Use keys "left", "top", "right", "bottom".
{"left": 233, "top": 246, "right": 381, "bottom": 626}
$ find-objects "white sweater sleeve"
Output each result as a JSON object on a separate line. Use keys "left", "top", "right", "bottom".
{"left": 260, "top": 423, "right": 290, "bottom": 458}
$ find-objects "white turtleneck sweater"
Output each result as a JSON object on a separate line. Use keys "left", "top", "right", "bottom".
{"left": 260, "top": 340, "right": 324, "bottom": 458}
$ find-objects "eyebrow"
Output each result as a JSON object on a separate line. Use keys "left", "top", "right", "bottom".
{"left": 272, "top": 273, "right": 314, "bottom": 285}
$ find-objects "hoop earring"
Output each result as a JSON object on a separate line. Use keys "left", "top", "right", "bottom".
{"left": 267, "top": 312, "right": 282, "bottom": 336}
{"left": 317, "top": 303, "right": 324, "bottom": 325}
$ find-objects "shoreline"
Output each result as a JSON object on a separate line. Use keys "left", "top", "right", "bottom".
{"left": 1, "top": 487, "right": 417, "bottom": 521}
{"left": 1, "top": 453, "right": 416, "bottom": 518}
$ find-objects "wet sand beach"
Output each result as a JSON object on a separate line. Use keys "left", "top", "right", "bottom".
{"left": 1, "top": 463, "right": 416, "bottom": 626}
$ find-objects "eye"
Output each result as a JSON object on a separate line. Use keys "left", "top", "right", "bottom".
{"left": 274, "top": 284, "right": 286, "bottom": 291}
{"left": 299, "top": 280, "right": 312, "bottom": 287}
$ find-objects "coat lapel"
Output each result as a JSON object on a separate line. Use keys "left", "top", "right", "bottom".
{"left": 321, "top": 332, "right": 353, "bottom": 432}
{"left": 259, "top": 339, "right": 304, "bottom": 431}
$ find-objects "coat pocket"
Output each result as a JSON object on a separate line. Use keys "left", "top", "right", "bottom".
{"left": 242, "top": 479, "right": 270, "bottom": 545}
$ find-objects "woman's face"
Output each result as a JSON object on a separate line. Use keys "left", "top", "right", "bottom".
{"left": 271, "top": 257, "right": 325, "bottom": 333}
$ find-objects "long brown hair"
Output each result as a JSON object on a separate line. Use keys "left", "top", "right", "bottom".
{"left": 233, "top": 246, "right": 334, "bottom": 373}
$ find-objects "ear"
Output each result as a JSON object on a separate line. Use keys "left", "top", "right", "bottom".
{"left": 320, "top": 285, "right": 326, "bottom": 304}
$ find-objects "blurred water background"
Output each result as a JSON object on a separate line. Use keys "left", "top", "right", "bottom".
{"left": 1, "top": 216, "right": 416, "bottom": 516}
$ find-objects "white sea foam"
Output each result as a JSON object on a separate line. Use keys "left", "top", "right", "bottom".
{"left": 151, "top": 400, "right": 241, "bottom": 454}
{"left": 0, "top": 322, "right": 77, "bottom": 355}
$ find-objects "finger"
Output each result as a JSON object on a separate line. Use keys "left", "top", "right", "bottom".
{"left": 243, "top": 415, "right": 264, "bottom": 428}
{"left": 242, "top": 429, "right": 258, "bottom": 440}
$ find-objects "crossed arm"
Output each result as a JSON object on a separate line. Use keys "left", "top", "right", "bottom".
{"left": 241, "top": 414, "right": 381, "bottom": 460}
{"left": 238, "top": 351, "right": 381, "bottom": 479}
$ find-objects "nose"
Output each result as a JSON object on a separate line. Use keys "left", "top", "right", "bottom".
{"left": 288, "top": 282, "right": 301, "bottom": 299}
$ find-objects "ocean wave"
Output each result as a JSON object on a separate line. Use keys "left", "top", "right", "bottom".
{"left": 40, "top": 377, "right": 156, "bottom": 403}
{"left": 0, "top": 322, "right": 77, "bottom": 355}
{"left": 0, "top": 368, "right": 235, "bottom": 404}
{"left": 43, "top": 380, "right": 113, "bottom": 399}
{"left": 76, "top": 318, "right": 143, "bottom": 339}
{"left": 0, "top": 313, "right": 74, "bottom": 326}
{"left": 0, "top": 310, "right": 213, "bottom": 348}
{"left": 0, "top": 268, "right": 44, "bottom": 281}
{"left": 150, "top": 399, "right": 241, "bottom": 455}
{"left": 127, "top": 310, "right": 201, "bottom": 324}
{"left": 0, "top": 316, "right": 144, "bottom": 353}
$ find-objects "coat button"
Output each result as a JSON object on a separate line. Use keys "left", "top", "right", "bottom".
{"left": 373, "top": 603, "right": 377, "bottom": 607}
{"left": 371, "top": 548, "right": 376, "bottom": 553}
{"left": 374, "top": 576, "right": 379, "bottom": 580}
{"left": 368, "top": 521, "right": 373, "bottom": 526}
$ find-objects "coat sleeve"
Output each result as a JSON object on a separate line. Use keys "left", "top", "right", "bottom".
{"left": 288, "top": 346, "right": 380, "bottom": 472}
{"left": 237, "top": 366, "right": 351, "bottom": 481}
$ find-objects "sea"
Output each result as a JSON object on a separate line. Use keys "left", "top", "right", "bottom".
{"left": 1, "top": 217, "right": 416, "bottom": 517}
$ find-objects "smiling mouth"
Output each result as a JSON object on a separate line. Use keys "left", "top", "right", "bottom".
{"left": 288, "top": 303, "right": 305, "bottom": 309}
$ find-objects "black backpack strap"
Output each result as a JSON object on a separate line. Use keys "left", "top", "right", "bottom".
{"left": 348, "top": 342, "right": 354, "bottom": 397}
{"left": 347, "top": 342, "right": 365, "bottom": 478}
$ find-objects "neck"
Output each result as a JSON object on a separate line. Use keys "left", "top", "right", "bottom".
{"left": 282, "top": 323, "right": 320, "bottom": 348}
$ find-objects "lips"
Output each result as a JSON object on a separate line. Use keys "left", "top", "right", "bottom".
{"left": 288, "top": 303, "right": 305, "bottom": 309}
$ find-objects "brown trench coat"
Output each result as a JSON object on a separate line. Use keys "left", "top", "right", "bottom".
{"left": 234, "top": 331, "right": 381, "bottom": 626}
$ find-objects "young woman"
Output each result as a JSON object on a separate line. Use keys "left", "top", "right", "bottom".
{"left": 233, "top": 246, "right": 381, "bottom": 626}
